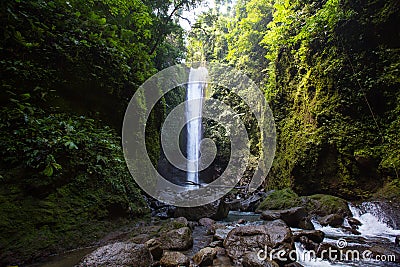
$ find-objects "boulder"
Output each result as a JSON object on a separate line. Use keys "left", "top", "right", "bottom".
{"left": 292, "top": 230, "right": 325, "bottom": 243}
{"left": 242, "top": 252, "right": 279, "bottom": 267}
{"left": 347, "top": 217, "right": 362, "bottom": 228}
{"left": 261, "top": 210, "right": 281, "bottom": 221}
{"left": 145, "top": 238, "right": 163, "bottom": 261}
{"left": 174, "top": 200, "right": 230, "bottom": 221}
{"left": 199, "top": 218, "right": 215, "bottom": 227}
{"left": 159, "top": 227, "right": 193, "bottom": 250}
{"left": 261, "top": 207, "right": 308, "bottom": 229}
{"left": 160, "top": 251, "right": 189, "bottom": 267}
{"left": 319, "top": 214, "right": 344, "bottom": 227}
{"left": 193, "top": 247, "right": 217, "bottom": 266}
{"left": 209, "top": 240, "right": 223, "bottom": 247}
{"left": 223, "top": 220, "right": 294, "bottom": 265}
{"left": 298, "top": 217, "right": 315, "bottom": 230}
{"left": 240, "top": 193, "right": 265, "bottom": 212}
{"left": 307, "top": 194, "right": 351, "bottom": 217}
{"left": 77, "top": 242, "right": 152, "bottom": 267}
{"left": 214, "top": 227, "right": 231, "bottom": 241}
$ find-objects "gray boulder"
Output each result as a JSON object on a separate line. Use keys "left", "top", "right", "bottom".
{"left": 77, "top": 242, "right": 152, "bottom": 267}
{"left": 159, "top": 227, "right": 193, "bottom": 250}
{"left": 160, "top": 251, "right": 189, "bottom": 267}
{"left": 174, "top": 200, "right": 229, "bottom": 221}
{"left": 223, "top": 220, "right": 294, "bottom": 265}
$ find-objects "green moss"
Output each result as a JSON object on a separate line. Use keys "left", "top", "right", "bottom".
{"left": 373, "top": 180, "right": 400, "bottom": 203}
{"left": 257, "top": 188, "right": 302, "bottom": 211}
{"left": 307, "top": 194, "right": 350, "bottom": 216}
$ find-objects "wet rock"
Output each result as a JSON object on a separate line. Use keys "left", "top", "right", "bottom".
{"left": 298, "top": 217, "right": 315, "bottom": 230}
{"left": 347, "top": 217, "right": 362, "bottom": 228}
{"left": 319, "top": 214, "right": 344, "bottom": 227}
{"left": 145, "top": 238, "right": 163, "bottom": 261}
{"left": 237, "top": 218, "right": 246, "bottom": 224}
{"left": 223, "top": 220, "right": 294, "bottom": 265}
{"left": 78, "top": 242, "right": 152, "bottom": 267}
{"left": 199, "top": 218, "right": 215, "bottom": 227}
{"left": 193, "top": 247, "right": 217, "bottom": 266}
{"left": 298, "top": 236, "right": 319, "bottom": 251}
{"left": 261, "top": 210, "right": 281, "bottom": 221}
{"left": 152, "top": 205, "right": 176, "bottom": 219}
{"left": 240, "top": 193, "right": 265, "bottom": 212}
{"left": 206, "top": 223, "right": 225, "bottom": 235}
{"left": 261, "top": 207, "right": 308, "bottom": 229}
{"left": 395, "top": 236, "right": 400, "bottom": 246}
{"left": 213, "top": 227, "right": 231, "bottom": 241}
{"left": 209, "top": 240, "right": 223, "bottom": 247}
{"left": 280, "top": 207, "right": 308, "bottom": 228}
{"left": 242, "top": 252, "right": 279, "bottom": 267}
{"left": 159, "top": 227, "right": 193, "bottom": 250}
{"left": 341, "top": 226, "right": 361, "bottom": 235}
{"left": 174, "top": 200, "right": 229, "bottom": 221}
{"left": 292, "top": 230, "right": 325, "bottom": 243}
{"left": 160, "top": 251, "right": 189, "bottom": 267}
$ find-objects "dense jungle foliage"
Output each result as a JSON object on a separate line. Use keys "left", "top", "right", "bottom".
{"left": 187, "top": 0, "right": 400, "bottom": 199}
{"left": 0, "top": 0, "right": 198, "bottom": 264}
{"left": 0, "top": 0, "right": 399, "bottom": 265}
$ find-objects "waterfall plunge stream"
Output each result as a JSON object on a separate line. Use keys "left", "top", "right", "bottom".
{"left": 185, "top": 66, "right": 207, "bottom": 189}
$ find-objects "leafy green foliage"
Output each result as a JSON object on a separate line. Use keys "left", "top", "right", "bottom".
{"left": 0, "top": 105, "right": 149, "bottom": 265}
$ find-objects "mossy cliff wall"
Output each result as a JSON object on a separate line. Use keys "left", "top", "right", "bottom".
{"left": 265, "top": 0, "right": 400, "bottom": 199}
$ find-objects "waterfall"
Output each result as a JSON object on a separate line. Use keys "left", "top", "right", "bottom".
{"left": 185, "top": 66, "right": 207, "bottom": 189}
{"left": 348, "top": 202, "right": 400, "bottom": 241}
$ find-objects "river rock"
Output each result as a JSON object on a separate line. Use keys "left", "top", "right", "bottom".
{"left": 347, "top": 217, "right": 362, "bottom": 228}
{"left": 242, "top": 252, "right": 279, "bottom": 267}
{"left": 193, "top": 247, "right": 217, "bottom": 266}
{"left": 145, "top": 238, "right": 163, "bottom": 261}
{"left": 223, "top": 220, "right": 294, "bottom": 265}
{"left": 214, "top": 227, "right": 231, "bottom": 241}
{"left": 199, "top": 218, "right": 215, "bottom": 227}
{"left": 292, "top": 230, "right": 325, "bottom": 243}
{"left": 319, "top": 214, "right": 344, "bottom": 227}
{"left": 174, "top": 200, "right": 230, "bottom": 221}
{"left": 77, "top": 242, "right": 152, "bottom": 267}
{"left": 159, "top": 227, "right": 193, "bottom": 250}
{"left": 261, "top": 207, "right": 308, "bottom": 229}
{"left": 240, "top": 193, "right": 266, "bottom": 212}
{"left": 298, "top": 217, "right": 315, "bottom": 230}
{"left": 160, "top": 251, "right": 189, "bottom": 267}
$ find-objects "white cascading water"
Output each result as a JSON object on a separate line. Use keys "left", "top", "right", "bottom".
{"left": 297, "top": 202, "right": 400, "bottom": 267}
{"left": 348, "top": 202, "right": 400, "bottom": 242}
{"left": 185, "top": 66, "right": 207, "bottom": 189}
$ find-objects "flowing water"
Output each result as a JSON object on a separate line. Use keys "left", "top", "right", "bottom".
{"left": 185, "top": 66, "right": 207, "bottom": 189}
{"left": 297, "top": 202, "right": 400, "bottom": 267}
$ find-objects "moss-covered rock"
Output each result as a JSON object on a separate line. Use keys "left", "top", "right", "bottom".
{"left": 307, "top": 194, "right": 351, "bottom": 217}
{"left": 256, "top": 188, "right": 350, "bottom": 217}
{"left": 257, "top": 188, "right": 303, "bottom": 211}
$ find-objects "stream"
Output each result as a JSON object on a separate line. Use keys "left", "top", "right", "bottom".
{"left": 30, "top": 202, "right": 400, "bottom": 267}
